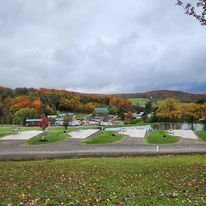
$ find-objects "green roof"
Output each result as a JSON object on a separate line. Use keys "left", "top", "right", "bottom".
{"left": 95, "top": 108, "right": 108, "bottom": 113}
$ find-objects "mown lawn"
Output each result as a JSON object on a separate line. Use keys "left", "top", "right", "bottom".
{"left": 145, "top": 130, "right": 180, "bottom": 144}
{"left": 84, "top": 131, "right": 124, "bottom": 144}
{"left": 196, "top": 131, "right": 206, "bottom": 141}
{"left": 128, "top": 98, "right": 150, "bottom": 106}
{"left": 0, "top": 127, "right": 12, "bottom": 138}
{"left": 0, "top": 156, "right": 206, "bottom": 205}
{"left": 27, "top": 127, "right": 74, "bottom": 145}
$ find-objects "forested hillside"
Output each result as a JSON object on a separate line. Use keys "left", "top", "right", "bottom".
{"left": 116, "top": 90, "right": 206, "bottom": 102}
{"left": 0, "top": 86, "right": 132, "bottom": 124}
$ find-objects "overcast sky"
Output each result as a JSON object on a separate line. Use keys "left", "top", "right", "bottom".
{"left": 0, "top": 0, "right": 205, "bottom": 94}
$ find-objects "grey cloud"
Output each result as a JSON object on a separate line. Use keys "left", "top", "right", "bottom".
{"left": 0, "top": 0, "right": 205, "bottom": 93}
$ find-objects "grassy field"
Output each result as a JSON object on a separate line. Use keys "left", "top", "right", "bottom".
{"left": 0, "top": 156, "right": 206, "bottom": 205}
{"left": 27, "top": 127, "right": 74, "bottom": 145}
{"left": 128, "top": 98, "right": 189, "bottom": 107}
{"left": 74, "top": 113, "right": 89, "bottom": 119}
{"left": 84, "top": 131, "right": 124, "bottom": 144}
{"left": 128, "top": 98, "right": 165, "bottom": 107}
{"left": 196, "top": 131, "right": 206, "bottom": 141}
{"left": 0, "top": 126, "right": 13, "bottom": 138}
{"left": 128, "top": 98, "right": 150, "bottom": 106}
{"left": 145, "top": 130, "right": 180, "bottom": 144}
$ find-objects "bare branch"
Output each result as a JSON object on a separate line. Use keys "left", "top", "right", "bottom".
{"left": 176, "top": 0, "right": 206, "bottom": 26}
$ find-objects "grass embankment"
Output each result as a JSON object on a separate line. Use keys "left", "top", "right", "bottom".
{"left": 196, "top": 131, "right": 206, "bottom": 141}
{"left": 145, "top": 130, "right": 180, "bottom": 144}
{"left": 27, "top": 127, "right": 74, "bottom": 145}
{"left": 84, "top": 131, "right": 124, "bottom": 144}
{"left": 0, "top": 127, "right": 12, "bottom": 138}
{"left": 0, "top": 156, "right": 206, "bottom": 205}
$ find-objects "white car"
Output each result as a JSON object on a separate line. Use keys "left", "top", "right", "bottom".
{"left": 168, "top": 129, "right": 174, "bottom": 135}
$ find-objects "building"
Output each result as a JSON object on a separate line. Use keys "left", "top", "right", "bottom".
{"left": 47, "top": 113, "right": 74, "bottom": 126}
{"left": 94, "top": 108, "right": 109, "bottom": 117}
{"left": 100, "top": 121, "right": 112, "bottom": 126}
{"left": 26, "top": 119, "right": 42, "bottom": 126}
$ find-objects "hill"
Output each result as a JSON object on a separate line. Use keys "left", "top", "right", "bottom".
{"left": 115, "top": 90, "right": 206, "bottom": 102}
{"left": 0, "top": 86, "right": 132, "bottom": 124}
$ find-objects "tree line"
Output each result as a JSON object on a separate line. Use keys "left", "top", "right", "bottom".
{"left": 0, "top": 86, "right": 132, "bottom": 124}
{"left": 0, "top": 87, "right": 205, "bottom": 125}
{"left": 155, "top": 98, "right": 206, "bottom": 122}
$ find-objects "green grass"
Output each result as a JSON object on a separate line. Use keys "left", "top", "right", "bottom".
{"left": 145, "top": 130, "right": 180, "bottom": 144}
{"left": 129, "top": 98, "right": 150, "bottom": 106}
{"left": 0, "top": 156, "right": 206, "bottom": 205}
{"left": 74, "top": 113, "right": 89, "bottom": 119}
{"left": 0, "top": 127, "right": 12, "bottom": 138}
{"left": 84, "top": 131, "right": 124, "bottom": 144}
{"left": 196, "top": 131, "right": 206, "bottom": 141}
{"left": 27, "top": 127, "right": 74, "bottom": 145}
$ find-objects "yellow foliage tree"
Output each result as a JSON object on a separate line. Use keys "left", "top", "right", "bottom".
{"left": 183, "top": 103, "right": 200, "bottom": 122}
{"left": 156, "top": 98, "right": 184, "bottom": 121}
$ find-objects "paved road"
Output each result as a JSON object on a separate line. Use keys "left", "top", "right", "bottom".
{"left": 0, "top": 136, "right": 206, "bottom": 160}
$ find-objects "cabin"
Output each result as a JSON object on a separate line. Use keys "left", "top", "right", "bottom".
{"left": 25, "top": 119, "right": 42, "bottom": 126}
{"left": 47, "top": 113, "right": 74, "bottom": 126}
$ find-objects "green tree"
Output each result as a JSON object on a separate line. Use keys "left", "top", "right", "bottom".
{"left": 108, "top": 106, "right": 118, "bottom": 115}
{"left": 63, "top": 115, "right": 73, "bottom": 130}
{"left": 13, "top": 108, "right": 38, "bottom": 125}
{"left": 44, "top": 105, "right": 56, "bottom": 115}
{"left": 144, "top": 101, "right": 153, "bottom": 114}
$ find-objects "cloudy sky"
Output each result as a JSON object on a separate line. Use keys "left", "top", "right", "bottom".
{"left": 0, "top": 0, "right": 205, "bottom": 94}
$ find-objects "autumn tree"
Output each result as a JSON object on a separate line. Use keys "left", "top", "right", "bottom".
{"left": 85, "top": 102, "right": 95, "bottom": 113}
{"left": 31, "top": 99, "right": 43, "bottom": 114}
{"left": 125, "top": 111, "right": 133, "bottom": 123}
{"left": 59, "top": 96, "right": 80, "bottom": 112}
{"left": 0, "top": 103, "right": 3, "bottom": 124}
{"left": 176, "top": 0, "right": 206, "bottom": 26}
{"left": 156, "top": 98, "right": 184, "bottom": 122}
{"left": 39, "top": 116, "right": 49, "bottom": 141}
{"left": 16, "top": 96, "right": 31, "bottom": 108}
{"left": 199, "top": 102, "right": 206, "bottom": 120}
{"left": 39, "top": 116, "right": 49, "bottom": 131}
{"left": 2, "top": 97, "right": 14, "bottom": 123}
{"left": 183, "top": 103, "right": 200, "bottom": 122}
{"left": 59, "top": 98, "right": 70, "bottom": 111}
{"left": 109, "top": 97, "right": 132, "bottom": 114}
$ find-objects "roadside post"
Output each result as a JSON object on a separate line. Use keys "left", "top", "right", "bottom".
{"left": 156, "top": 145, "right": 159, "bottom": 153}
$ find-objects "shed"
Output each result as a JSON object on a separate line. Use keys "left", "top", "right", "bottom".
{"left": 26, "top": 119, "right": 42, "bottom": 126}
